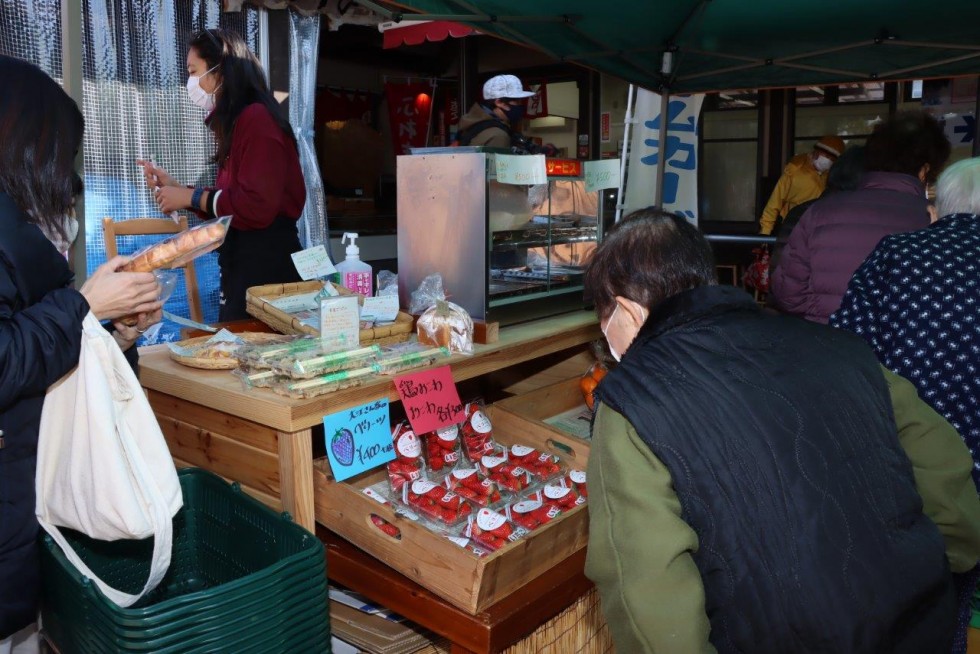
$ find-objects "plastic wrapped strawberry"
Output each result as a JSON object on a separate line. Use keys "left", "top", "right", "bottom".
{"left": 423, "top": 424, "right": 462, "bottom": 472}
{"left": 478, "top": 454, "right": 533, "bottom": 493}
{"left": 386, "top": 422, "right": 424, "bottom": 494}
{"left": 507, "top": 444, "right": 564, "bottom": 480}
{"left": 565, "top": 469, "right": 587, "bottom": 498}
{"left": 370, "top": 514, "right": 401, "bottom": 539}
{"left": 445, "top": 468, "right": 503, "bottom": 508}
{"left": 465, "top": 508, "right": 529, "bottom": 552}
{"left": 507, "top": 497, "right": 562, "bottom": 531}
{"left": 540, "top": 483, "right": 586, "bottom": 511}
{"left": 460, "top": 401, "right": 496, "bottom": 463}
{"left": 404, "top": 479, "right": 472, "bottom": 526}
{"left": 446, "top": 535, "right": 491, "bottom": 557}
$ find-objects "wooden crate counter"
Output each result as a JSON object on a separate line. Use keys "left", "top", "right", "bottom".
{"left": 138, "top": 311, "right": 600, "bottom": 532}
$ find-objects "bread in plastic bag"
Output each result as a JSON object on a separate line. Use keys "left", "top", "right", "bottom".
{"left": 417, "top": 300, "right": 474, "bottom": 354}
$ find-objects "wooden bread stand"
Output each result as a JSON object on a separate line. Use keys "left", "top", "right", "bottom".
{"left": 139, "top": 311, "right": 602, "bottom": 653}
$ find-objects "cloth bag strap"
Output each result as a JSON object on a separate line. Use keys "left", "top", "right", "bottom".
{"left": 36, "top": 314, "right": 174, "bottom": 607}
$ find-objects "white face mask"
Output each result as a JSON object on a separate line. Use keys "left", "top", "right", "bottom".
{"left": 601, "top": 304, "right": 648, "bottom": 362}
{"left": 813, "top": 154, "right": 832, "bottom": 173}
{"left": 186, "top": 64, "right": 220, "bottom": 112}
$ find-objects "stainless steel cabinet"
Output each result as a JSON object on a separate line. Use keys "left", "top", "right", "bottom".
{"left": 397, "top": 151, "right": 602, "bottom": 325}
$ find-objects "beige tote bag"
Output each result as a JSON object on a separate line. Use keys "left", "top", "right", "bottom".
{"left": 36, "top": 312, "right": 182, "bottom": 607}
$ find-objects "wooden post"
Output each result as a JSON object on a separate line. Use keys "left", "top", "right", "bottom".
{"left": 278, "top": 428, "right": 315, "bottom": 531}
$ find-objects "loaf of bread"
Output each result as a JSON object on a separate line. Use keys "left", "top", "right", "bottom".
{"left": 120, "top": 218, "right": 229, "bottom": 272}
{"left": 417, "top": 300, "right": 473, "bottom": 354}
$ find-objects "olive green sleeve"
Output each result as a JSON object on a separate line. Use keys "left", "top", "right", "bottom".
{"left": 885, "top": 366, "right": 980, "bottom": 573}
{"left": 586, "top": 403, "right": 715, "bottom": 653}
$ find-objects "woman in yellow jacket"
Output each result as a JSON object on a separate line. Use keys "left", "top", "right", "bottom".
{"left": 758, "top": 135, "right": 845, "bottom": 235}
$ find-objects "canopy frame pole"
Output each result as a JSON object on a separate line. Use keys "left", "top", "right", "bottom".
{"left": 615, "top": 84, "right": 636, "bottom": 223}
{"left": 654, "top": 89, "right": 669, "bottom": 210}
{"left": 884, "top": 40, "right": 980, "bottom": 51}
{"left": 882, "top": 52, "right": 980, "bottom": 77}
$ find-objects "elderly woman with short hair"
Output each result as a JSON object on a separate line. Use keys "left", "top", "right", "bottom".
{"left": 584, "top": 208, "right": 980, "bottom": 653}
{"left": 832, "top": 156, "right": 980, "bottom": 489}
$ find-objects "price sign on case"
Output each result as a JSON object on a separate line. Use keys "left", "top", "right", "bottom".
{"left": 584, "top": 159, "right": 621, "bottom": 193}
{"left": 323, "top": 398, "right": 394, "bottom": 482}
{"left": 394, "top": 365, "right": 465, "bottom": 434}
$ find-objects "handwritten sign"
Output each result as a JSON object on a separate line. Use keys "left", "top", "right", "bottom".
{"left": 494, "top": 154, "right": 547, "bottom": 185}
{"left": 361, "top": 295, "right": 400, "bottom": 322}
{"left": 394, "top": 365, "right": 464, "bottom": 434}
{"left": 291, "top": 245, "right": 337, "bottom": 281}
{"left": 584, "top": 159, "right": 621, "bottom": 193}
{"left": 320, "top": 296, "right": 359, "bottom": 349}
{"left": 323, "top": 399, "right": 393, "bottom": 481}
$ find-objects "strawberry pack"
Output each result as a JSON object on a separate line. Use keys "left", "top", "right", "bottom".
{"left": 565, "top": 469, "right": 588, "bottom": 498}
{"left": 424, "top": 424, "right": 462, "bottom": 472}
{"left": 539, "top": 483, "right": 586, "bottom": 512}
{"left": 445, "top": 468, "right": 503, "bottom": 508}
{"left": 446, "top": 535, "right": 491, "bottom": 558}
{"left": 506, "top": 498, "right": 562, "bottom": 532}
{"left": 386, "top": 422, "right": 424, "bottom": 494}
{"left": 478, "top": 453, "right": 533, "bottom": 493}
{"left": 464, "top": 508, "right": 529, "bottom": 552}
{"left": 460, "top": 401, "right": 496, "bottom": 463}
{"left": 506, "top": 444, "right": 564, "bottom": 481}
{"left": 404, "top": 479, "right": 472, "bottom": 526}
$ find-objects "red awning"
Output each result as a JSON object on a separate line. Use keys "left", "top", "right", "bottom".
{"left": 380, "top": 20, "right": 476, "bottom": 49}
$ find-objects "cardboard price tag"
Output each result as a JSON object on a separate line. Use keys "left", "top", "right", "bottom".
{"left": 324, "top": 399, "right": 394, "bottom": 482}
{"left": 394, "top": 365, "right": 464, "bottom": 434}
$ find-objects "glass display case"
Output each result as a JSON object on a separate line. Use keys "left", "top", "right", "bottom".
{"left": 397, "top": 151, "right": 603, "bottom": 325}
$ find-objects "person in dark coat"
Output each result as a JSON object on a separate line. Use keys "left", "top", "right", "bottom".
{"left": 584, "top": 209, "right": 980, "bottom": 653}
{"left": 0, "top": 55, "right": 164, "bottom": 646}
{"left": 769, "top": 111, "right": 951, "bottom": 323}
{"left": 768, "top": 145, "right": 866, "bottom": 273}
{"left": 832, "top": 156, "right": 980, "bottom": 488}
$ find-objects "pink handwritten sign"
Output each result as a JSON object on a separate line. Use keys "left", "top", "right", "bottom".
{"left": 394, "top": 365, "right": 464, "bottom": 434}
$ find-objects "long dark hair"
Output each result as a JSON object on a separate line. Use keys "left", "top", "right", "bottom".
{"left": 0, "top": 55, "right": 83, "bottom": 242}
{"left": 585, "top": 209, "right": 716, "bottom": 320}
{"left": 188, "top": 28, "right": 294, "bottom": 164}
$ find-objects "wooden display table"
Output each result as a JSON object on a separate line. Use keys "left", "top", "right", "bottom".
{"left": 139, "top": 310, "right": 600, "bottom": 532}
{"left": 139, "top": 311, "right": 601, "bottom": 652}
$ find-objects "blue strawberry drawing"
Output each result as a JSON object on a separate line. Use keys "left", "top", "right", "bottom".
{"left": 331, "top": 428, "right": 354, "bottom": 466}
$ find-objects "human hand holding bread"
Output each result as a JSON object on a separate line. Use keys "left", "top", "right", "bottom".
{"left": 80, "top": 256, "right": 163, "bottom": 321}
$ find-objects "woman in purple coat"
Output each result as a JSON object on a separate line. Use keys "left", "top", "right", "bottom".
{"left": 769, "top": 111, "right": 950, "bottom": 323}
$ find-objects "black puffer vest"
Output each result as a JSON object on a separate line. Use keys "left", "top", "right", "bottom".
{"left": 596, "top": 285, "right": 954, "bottom": 653}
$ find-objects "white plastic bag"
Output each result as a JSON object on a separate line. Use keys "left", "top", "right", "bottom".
{"left": 36, "top": 312, "right": 182, "bottom": 607}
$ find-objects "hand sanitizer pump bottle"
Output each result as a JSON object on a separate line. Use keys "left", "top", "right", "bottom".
{"left": 336, "top": 232, "right": 373, "bottom": 296}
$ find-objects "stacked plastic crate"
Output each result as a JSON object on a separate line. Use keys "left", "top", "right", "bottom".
{"left": 41, "top": 469, "right": 330, "bottom": 653}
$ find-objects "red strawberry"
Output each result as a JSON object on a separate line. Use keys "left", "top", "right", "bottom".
{"left": 461, "top": 402, "right": 495, "bottom": 463}
{"left": 479, "top": 455, "right": 532, "bottom": 493}
{"left": 387, "top": 422, "right": 424, "bottom": 494}
{"left": 566, "top": 470, "right": 588, "bottom": 498}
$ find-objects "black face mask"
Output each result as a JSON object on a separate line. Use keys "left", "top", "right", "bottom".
{"left": 503, "top": 102, "right": 526, "bottom": 125}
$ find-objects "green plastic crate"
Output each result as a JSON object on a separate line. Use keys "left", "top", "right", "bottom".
{"left": 41, "top": 468, "right": 330, "bottom": 654}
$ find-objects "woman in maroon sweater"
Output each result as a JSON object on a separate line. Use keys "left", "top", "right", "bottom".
{"left": 140, "top": 28, "right": 304, "bottom": 321}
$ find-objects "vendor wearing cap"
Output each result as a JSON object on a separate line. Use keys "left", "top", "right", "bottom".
{"left": 758, "top": 135, "right": 846, "bottom": 235}
{"left": 457, "top": 74, "right": 538, "bottom": 151}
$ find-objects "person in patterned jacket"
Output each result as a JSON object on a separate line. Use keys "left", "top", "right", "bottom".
{"left": 832, "top": 156, "right": 980, "bottom": 489}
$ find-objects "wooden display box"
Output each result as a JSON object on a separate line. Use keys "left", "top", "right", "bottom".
{"left": 313, "top": 405, "right": 590, "bottom": 615}
{"left": 492, "top": 378, "right": 592, "bottom": 471}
